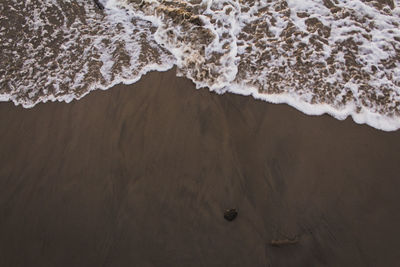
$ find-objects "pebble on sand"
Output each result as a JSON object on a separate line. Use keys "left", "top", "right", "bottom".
{"left": 224, "top": 209, "right": 238, "bottom": 221}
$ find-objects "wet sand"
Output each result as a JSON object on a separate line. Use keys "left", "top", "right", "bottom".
{"left": 1, "top": 69, "right": 400, "bottom": 266}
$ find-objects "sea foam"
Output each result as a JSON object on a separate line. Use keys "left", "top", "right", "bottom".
{"left": 1, "top": 0, "right": 400, "bottom": 131}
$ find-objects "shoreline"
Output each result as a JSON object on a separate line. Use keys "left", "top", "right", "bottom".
{"left": 1, "top": 70, "right": 400, "bottom": 266}
{"left": 3, "top": 68, "right": 400, "bottom": 132}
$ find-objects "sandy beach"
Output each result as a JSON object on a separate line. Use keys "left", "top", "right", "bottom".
{"left": 1, "top": 69, "right": 400, "bottom": 266}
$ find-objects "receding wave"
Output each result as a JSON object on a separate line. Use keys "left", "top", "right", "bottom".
{"left": 1, "top": 0, "right": 400, "bottom": 131}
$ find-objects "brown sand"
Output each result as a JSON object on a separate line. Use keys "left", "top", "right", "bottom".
{"left": 1, "top": 69, "right": 400, "bottom": 266}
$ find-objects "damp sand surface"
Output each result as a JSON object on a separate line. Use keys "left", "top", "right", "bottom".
{"left": 1, "top": 70, "right": 400, "bottom": 266}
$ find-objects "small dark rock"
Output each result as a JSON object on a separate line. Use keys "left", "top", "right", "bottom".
{"left": 224, "top": 208, "right": 238, "bottom": 221}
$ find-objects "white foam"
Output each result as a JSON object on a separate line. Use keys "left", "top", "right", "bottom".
{"left": 0, "top": 0, "right": 175, "bottom": 107}
{"left": 227, "top": 82, "right": 400, "bottom": 131}
{"left": 1, "top": 0, "right": 400, "bottom": 131}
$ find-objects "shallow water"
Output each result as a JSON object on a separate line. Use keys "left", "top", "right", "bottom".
{"left": 1, "top": 0, "right": 400, "bottom": 130}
